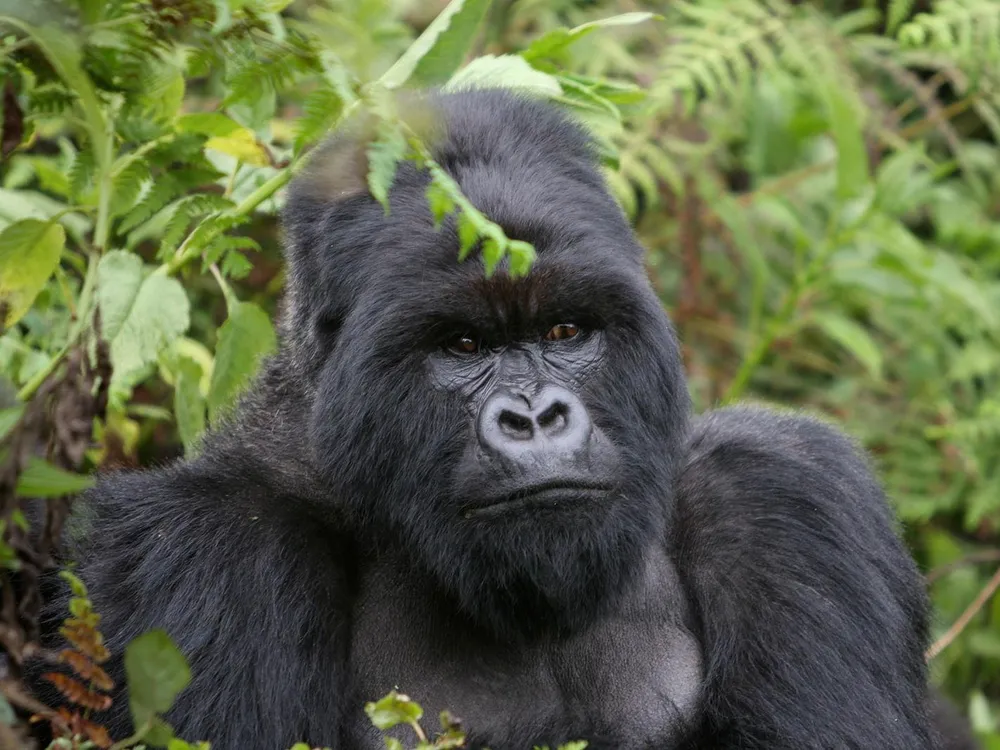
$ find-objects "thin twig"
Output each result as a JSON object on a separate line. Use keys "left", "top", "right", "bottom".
{"left": 926, "top": 550, "right": 1000, "bottom": 585}
{"left": 926, "top": 565, "right": 1000, "bottom": 661}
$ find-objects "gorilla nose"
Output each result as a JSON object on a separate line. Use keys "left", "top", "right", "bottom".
{"left": 478, "top": 386, "right": 591, "bottom": 460}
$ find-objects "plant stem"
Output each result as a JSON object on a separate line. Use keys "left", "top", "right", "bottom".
{"left": 209, "top": 263, "right": 238, "bottom": 313}
{"left": 107, "top": 719, "right": 153, "bottom": 750}
{"left": 155, "top": 166, "right": 296, "bottom": 277}
{"left": 721, "top": 240, "right": 837, "bottom": 404}
{"left": 16, "top": 251, "right": 100, "bottom": 402}
{"left": 93, "top": 126, "right": 116, "bottom": 252}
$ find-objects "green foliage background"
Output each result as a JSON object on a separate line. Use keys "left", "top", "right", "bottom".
{"left": 2, "top": 0, "right": 1000, "bottom": 747}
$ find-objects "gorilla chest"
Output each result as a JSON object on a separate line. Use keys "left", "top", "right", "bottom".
{"left": 345, "top": 562, "right": 703, "bottom": 749}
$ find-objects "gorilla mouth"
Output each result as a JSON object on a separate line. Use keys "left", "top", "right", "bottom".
{"left": 465, "top": 480, "right": 613, "bottom": 518}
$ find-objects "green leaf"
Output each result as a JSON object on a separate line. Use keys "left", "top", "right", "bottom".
{"left": 810, "top": 312, "right": 883, "bottom": 380}
{"left": 886, "top": 0, "right": 915, "bottom": 35}
{"left": 0, "top": 406, "right": 23, "bottom": 441}
{"left": 176, "top": 112, "right": 245, "bottom": 138}
{"left": 16, "top": 458, "right": 94, "bottom": 498}
{"left": 507, "top": 240, "right": 536, "bottom": 278}
{"left": 175, "top": 357, "right": 207, "bottom": 457}
{"left": 822, "top": 85, "right": 869, "bottom": 200}
{"left": 0, "top": 19, "right": 110, "bottom": 171}
{"left": 426, "top": 180, "right": 456, "bottom": 227}
{"left": 205, "top": 132, "right": 271, "bottom": 167}
{"left": 445, "top": 55, "right": 562, "bottom": 97}
{"left": 208, "top": 302, "right": 276, "bottom": 426}
{"left": 0, "top": 219, "right": 65, "bottom": 328}
{"left": 146, "top": 717, "right": 177, "bottom": 747}
{"left": 367, "top": 124, "right": 407, "bottom": 213}
{"left": 457, "top": 211, "right": 479, "bottom": 261}
{"left": 97, "top": 251, "right": 144, "bottom": 341}
{"left": 379, "top": 0, "right": 492, "bottom": 89}
{"left": 125, "top": 629, "right": 192, "bottom": 730}
{"left": 178, "top": 112, "right": 270, "bottom": 166}
{"left": 365, "top": 691, "right": 423, "bottom": 731}
{"left": 522, "top": 12, "right": 658, "bottom": 63}
{"left": 107, "top": 274, "right": 191, "bottom": 393}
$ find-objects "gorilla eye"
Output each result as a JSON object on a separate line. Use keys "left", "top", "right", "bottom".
{"left": 545, "top": 323, "right": 581, "bottom": 342}
{"left": 450, "top": 335, "right": 480, "bottom": 355}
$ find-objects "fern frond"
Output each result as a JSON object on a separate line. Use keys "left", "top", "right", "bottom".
{"left": 109, "top": 160, "right": 151, "bottom": 219}
{"left": 67, "top": 147, "right": 95, "bottom": 203}
{"left": 117, "top": 165, "right": 224, "bottom": 234}
{"left": 654, "top": 0, "right": 866, "bottom": 115}
{"left": 224, "top": 33, "right": 319, "bottom": 108}
{"left": 156, "top": 194, "right": 234, "bottom": 257}
{"left": 202, "top": 235, "right": 262, "bottom": 268}
{"left": 295, "top": 86, "right": 344, "bottom": 152}
{"left": 898, "top": 0, "right": 1000, "bottom": 80}
{"left": 932, "top": 400, "right": 1000, "bottom": 447}
{"left": 25, "top": 84, "right": 78, "bottom": 117}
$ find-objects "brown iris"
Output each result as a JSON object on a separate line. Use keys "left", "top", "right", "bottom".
{"left": 545, "top": 323, "right": 580, "bottom": 341}
{"left": 452, "top": 335, "right": 479, "bottom": 354}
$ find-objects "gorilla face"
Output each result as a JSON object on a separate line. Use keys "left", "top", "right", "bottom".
{"left": 295, "top": 92, "right": 691, "bottom": 637}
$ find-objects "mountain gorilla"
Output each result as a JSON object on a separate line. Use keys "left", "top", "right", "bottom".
{"left": 32, "top": 89, "right": 960, "bottom": 749}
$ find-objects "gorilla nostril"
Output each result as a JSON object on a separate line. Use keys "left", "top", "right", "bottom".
{"left": 499, "top": 409, "right": 534, "bottom": 440}
{"left": 537, "top": 402, "right": 569, "bottom": 435}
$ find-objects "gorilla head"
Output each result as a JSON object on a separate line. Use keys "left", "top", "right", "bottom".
{"left": 281, "top": 89, "right": 690, "bottom": 637}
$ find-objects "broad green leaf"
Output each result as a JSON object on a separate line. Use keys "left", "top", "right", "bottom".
{"left": 146, "top": 718, "right": 177, "bottom": 747}
{"left": 178, "top": 113, "right": 270, "bottom": 166}
{"left": 125, "top": 629, "right": 192, "bottom": 730}
{"left": 379, "top": 0, "right": 492, "bottom": 89}
{"left": 16, "top": 458, "right": 94, "bottom": 498}
{"left": 0, "top": 188, "right": 92, "bottom": 241}
{"left": 205, "top": 132, "right": 270, "bottom": 167}
{"left": 97, "top": 251, "right": 144, "bottom": 341}
{"left": 445, "top": 55, "right": 562, "bottom": 97}
{"left": 0, "top": 219, "right": 65, "bottom": 328}
{"left": 208, "top": 301, "right": 276, "bottom": 425}
{"left": 177, "top": 112, "right": 245, "bottom": 137}
{"left": 811, "top": 312, "right": 883, "bottom": 380}
{"left": 108, "top": 275, "right": 191, "bottom": 391}
{"left": 0, "top": 19, "right": 110, "bottom": 171}
{"left": 822, "top": 85, "right": 869, "bottom": 200}
{"left": 175, "top": 356, "right": 207, "bottom": 457}
{"left": 367, "top": 124, "right": 407, "bottom": 213}
{"left": 365, "top": 691, "right": 423, "bottom": 731}
{"left": 522, "top": 12, "right": 658, "bottom": 63}
{"left": 0, "top": 406, "right": 23, "bottom": 441}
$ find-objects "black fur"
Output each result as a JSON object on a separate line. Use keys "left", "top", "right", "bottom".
{"left": 29, "top": 89, "right": 968, "bottom": 749}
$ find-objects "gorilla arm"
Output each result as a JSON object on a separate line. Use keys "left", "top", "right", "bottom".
{"left": 675, "top": 406, "right": 934, "bottom": 749}
{"left": 31, "top": 449, "right": 354, "bottom": 749}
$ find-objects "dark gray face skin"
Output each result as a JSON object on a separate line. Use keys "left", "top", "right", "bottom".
{"left": 428, "top": 332, "right": 621, "bottom": 518}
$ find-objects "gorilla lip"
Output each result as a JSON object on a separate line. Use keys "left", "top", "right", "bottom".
{"left": 464, "top": 480, "right": 613, "bottom": 518}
